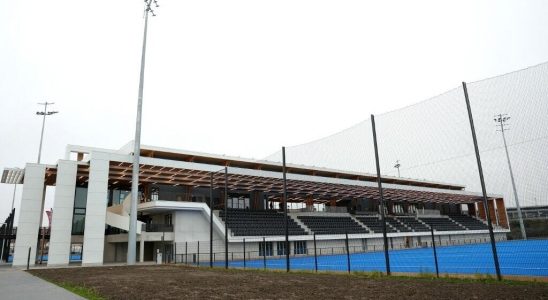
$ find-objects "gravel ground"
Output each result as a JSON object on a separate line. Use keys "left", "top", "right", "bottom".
{"left": 30, "top": 265, "right": 548, "bottom": 300}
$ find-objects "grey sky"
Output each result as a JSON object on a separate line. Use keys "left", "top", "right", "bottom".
{"left": 1, "top": 0, "right": 548, "bottom": 222}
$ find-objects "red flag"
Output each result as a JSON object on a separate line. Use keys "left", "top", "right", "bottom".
{"left": 46, "top": 209, "right": 53, "bottom": 228}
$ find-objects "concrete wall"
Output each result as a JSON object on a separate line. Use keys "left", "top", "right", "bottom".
{"left": 47, "top": 160, "right": 78, "bottom": 266}
{"left": 82, "top": 152, "right": 110, "bottom": 265}
{"left": 174, "top": 210, "right": 224, "bottom": 246}
{"left": 12, "top": 164, "right": 46, "bottom": 267}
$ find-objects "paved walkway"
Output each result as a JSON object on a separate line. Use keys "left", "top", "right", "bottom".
{"left": 0, "top": 267, "right": 84, "bottom": 300}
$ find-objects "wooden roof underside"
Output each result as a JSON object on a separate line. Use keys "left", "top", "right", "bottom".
{"left": 45, "top": 162, "right": 485, "bottom": 205}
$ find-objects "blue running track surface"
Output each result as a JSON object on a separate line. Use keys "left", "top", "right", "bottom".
{"left": 215, "top": 240, "right": 548, "bottom": 277}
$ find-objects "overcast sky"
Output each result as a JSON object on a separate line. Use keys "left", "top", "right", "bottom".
{"left": 1, "top": 0, "right": 548, "bottom": 222}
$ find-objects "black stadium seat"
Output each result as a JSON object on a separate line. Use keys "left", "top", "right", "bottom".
{"left": 298, "top": 215, "right": 368, "bottom": 235}
{"left": 418, "top": 217, "right": 463, "bottom": 231}
{"left": 219, "top": 209, "right": 307, "bottom": 236}
{"left": 396, "top": 216, "right": 431, "bottom": 232}
{"left": 354, "top": 216, "right": 397, "bottom": 233}
{"left": 448, "top": 214, "right": 489, "bottom": 230}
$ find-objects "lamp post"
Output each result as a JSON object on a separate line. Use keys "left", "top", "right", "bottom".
{"left": 1, "top": 185, "right": 17, "bottom": 263}
{"left": 36, "top": 102, "right": 58, "bottom": 164}
{"left": 394, "top": 160, "right": 401, "bottom": 177}
{"left": 128, "top": 0, "right": 159, "bottom": 265}
{"left": 495, "top": 114, "right": 526, "bottom": 240}
{"left": 11, "top": 184, "right": 16, "bottom": 212}
{"left": 0, "top": 222, "right": 6, "bottom": 262}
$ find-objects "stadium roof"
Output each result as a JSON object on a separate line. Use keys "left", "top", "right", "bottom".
{"left": 40, "top": 160, "right": 488, "bottom": 205}
{"left": 132, "top": 143, "right": 467, "bottom": 191}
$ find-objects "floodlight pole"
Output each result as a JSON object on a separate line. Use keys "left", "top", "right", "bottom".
{"left": 394, "top": 160, "right": 401, "bottom": 177}
{"left": 495, "top": 114, "right": 526, "bottom": 240}
{"left": 371, "top": 114, "right": 391, "bottom": 275}
{"left": 36, "top": 102, "right": 58, "bottom": 164}
{"left": 224, "top": 167, "right": 228, "bottom": 269}
{"left": 210, "top": 173, "right": 214, "bottom": 267}
{"left": 462, "top": 82, "right": 502, "bottom": 280}
{"left": 0, "top": 222, "right": 6, "bottom": 262}
{"left": 3, "top": 185, "right": 17, "bottom": 262}
{"left": 282, "top": 147, "right": 290, "bottom": 272}
{"left": 11, "top": 184, "right": 16, "bottom": 212}
{"left": 128, "top": 0, "right": 158, "bottom": 265}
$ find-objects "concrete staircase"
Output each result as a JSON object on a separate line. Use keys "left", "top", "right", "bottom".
{"left": 106, "top": 193, "right": 144, "bottom": 234}
{"left": 349, "top": 215, "right": 371, "bottom": 233}
{"left": 289, "top": 214, "right": 313, "bottom": 235}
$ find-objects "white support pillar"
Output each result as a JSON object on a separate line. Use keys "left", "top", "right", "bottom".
{"left": 82, "top": 152, "right": 110, "bottom": 266}
{"left": 47, "top": 160, "right": 78, "bottom": 266}
{"left": 12, "top": 164, "right": 46, "bottom": 267}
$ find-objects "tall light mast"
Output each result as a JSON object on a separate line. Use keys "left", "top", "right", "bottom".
{"left": 394, "top": 160, "right": 401, "bottom": 177}
{"left": 495, "top": 114, "right": 526, "bottom": 240}
{"left": 36, "top": 102, "right": 58, "bottom": 163}
{"left": 128, "top": 0, "right": 159, "bottom": 265}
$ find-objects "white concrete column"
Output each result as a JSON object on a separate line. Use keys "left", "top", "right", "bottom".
{"left": 12, "top": 164, "right": 46, "bottom": 267}
{"left": 139, "top": 236, "right": 144, "bottom": 262}
{"left": 82, "top": 153, "right": 109, "bottom": 266}
{"left": 47, "top": 160, "right": 78, "bottom": 266}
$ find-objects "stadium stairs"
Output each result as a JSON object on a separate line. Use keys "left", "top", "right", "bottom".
{"left": 395, "top": 216, "right": 431, "bottom": 232}
{"left": 297, "top": 215, "right": 368, "bottom": 235}
{"left": 417, "top": 216, "right": 466, "bottom": 231}
{"left": 289, "top": 215, "right": 314, "bottom": 235}
{"left": 354, "top": 215, "right": 397, "bottom": 233}
{"left": 448, "top": 214, "right": 489, "bottom": 230}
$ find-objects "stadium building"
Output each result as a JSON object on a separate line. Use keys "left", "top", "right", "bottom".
{"left": 2, "top": 142, "right": 509, "bottom": 267}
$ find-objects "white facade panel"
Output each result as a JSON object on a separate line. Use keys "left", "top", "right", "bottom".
{"left": 48, "top": 160, "right": 77, "bottom": 266}
{"left": 12, "top": 164, "right": 46, "bottom": 267}
{"left": 174, "top": 210, "right": 223, "bottom": 243}
{"left": 82, "top": 155, "right": 109, "bottom": 265}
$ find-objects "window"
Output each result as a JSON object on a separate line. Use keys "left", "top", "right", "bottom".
{"left": 259, "top": 241, "right": 273, "bottom": 256}
{"left": 277, "top": 242, "right": 288, "bottom": 255}
{"left": 111, "top": 189, "right": 130, "bottom": 206}
{"left": 408, "top": 204, "right": 417, "bottom": 214}
{"left": 72, "top": 187, "right": 88, "bottom": 235}
{"left": 394, "top": 204, "right": 404, "bottom": 214}
{"left": 165, "top": 214, "right": 172, "bottom": 225}
{"left": 361, "top": 239, "right": 368, "bottom": 251}
{"left": 151, "top": 187, "right": 159, "bottom": 201}
{"left": 74, "top": 188, "right": 88, "bottom": 208}
{"left": 71, "top": 214, "right": 85, "bottom": 235}
{"left": 294, "top": 241, "right": 307, "bottom": 255}
{"left": 227, "top": 195, "right": 250, "bottom": 209}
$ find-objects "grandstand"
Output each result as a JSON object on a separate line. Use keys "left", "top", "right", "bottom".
{"left": 2, "top": 142, "right": 509, "bottom": 268}
{"left": 215, "top": 210, "right": 494, "bottom": 238}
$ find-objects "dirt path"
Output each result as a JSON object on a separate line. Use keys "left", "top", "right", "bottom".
{"left": 30, "top": 265, "right": 548, "bottom": 300}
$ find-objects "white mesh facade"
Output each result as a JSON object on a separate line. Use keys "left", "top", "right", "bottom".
{"left": 266, "top": 63, "right": 548, "bottom": 208}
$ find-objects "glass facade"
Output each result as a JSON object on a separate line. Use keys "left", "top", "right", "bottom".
{"left": 71, "top": 187, "right": 88, "bottom": 235}
{"left": 110, "top": 189, "right": 130, "bottom": 206}
{"left": 227, "top": 196, "right": 250, "bottom": 209}
{"left": 259, "top": 241, "right": 273, "bottom": 256}
{"left": 294, "top": 241, "right": 307, "bottom": 255}
{"left": 277, "top": 242, "right": 287, "bottom": 255}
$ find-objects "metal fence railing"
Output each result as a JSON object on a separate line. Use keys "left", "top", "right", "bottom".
{"left": 162, "top": 231, "right": 547, "bottom": 278}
